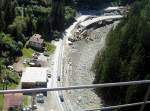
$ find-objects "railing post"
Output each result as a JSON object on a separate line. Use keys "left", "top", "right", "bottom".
{"left": 139, "top": 85, "right": 150, "bottom": 111}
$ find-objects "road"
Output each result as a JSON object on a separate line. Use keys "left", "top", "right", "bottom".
{"left": 36, "top": 15, "right": 96, "bottom": 111}
{"left": 37, "top": 40, "right": 64, "bottom": 111}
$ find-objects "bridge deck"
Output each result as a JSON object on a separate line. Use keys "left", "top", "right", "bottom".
{"left": 80, "top": 15, "right": 123, "bottom": 27}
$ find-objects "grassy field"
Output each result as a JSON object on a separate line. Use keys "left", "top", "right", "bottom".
{"left": 0, "top": 94, "right": 4, "bottom": 111}
{"left": 45, "top": 42, "right": 56, "bottom": 54}
{"left": 22, "top": 47, "right": 35, "bottom": 58}
{"left": 23, "top": 96, "right": 29, "bottom": 107}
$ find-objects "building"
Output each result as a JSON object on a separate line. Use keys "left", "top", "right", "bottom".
{"left": 21, "top": 67, "right": 48, "bottom": 89}
{"left": 4, "top": 93, "right": 23, "bottom": 111}
{"left": 29, "top": 34, "right": 44, "bottom": 49}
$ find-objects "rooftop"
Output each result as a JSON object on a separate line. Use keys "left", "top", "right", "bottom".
{"left": 29, "top": 34, "right": 44, "bottom": 44}
{"left": 21, "top": 67, "right": 48, "bottom": 83}
{"left": 4, "top": 93, "right": 23, "bottom": 109}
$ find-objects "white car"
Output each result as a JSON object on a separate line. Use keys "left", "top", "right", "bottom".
{"left": 29, "top": 62, "right": 35, "bottom": 66}
{"left": 23, "top": 59, "right": 27, "bottom": 64}
{"left": 7, "top": 65, "right": 14, "bottom": 70}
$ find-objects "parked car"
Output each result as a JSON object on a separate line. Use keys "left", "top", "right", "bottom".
{"left": 33, "top": 104, "right": 37, "bottom": 109}
{"left": 23, "top": 60, "right": 27, "bottom": 64}
{"left": 29, "top": 62, "right": 35, "bottom": 66}
{"left": 59, "top": 95, "right": 64, "bottom": 102}
{"left": 26, "top": 107, "right": 30, "bottom": 111}
{"left": 36, "top": 93, "right": 44, "bottom": 103}
{"left": 28, "top": 104, "right": 37, "bottom": 109}
{"left": 43, "top": 52, "right": 49, "bottom": 57}
{"left": 7, "top": 65, "right": 14, "bottom": 70}
{"left": 34, "top": 52, "right": 40, "bottom": 56}
{"left": 22, "top": 108, "right": 27, "bottom": 111}
{"left": 33, "top": 55, "right": 38, "bottom": 59}
{"left": 47, "top": 71, "right": 51, "bottom": 78}
{"left": 29, "top": 61, "right": 41, "bottom": 67}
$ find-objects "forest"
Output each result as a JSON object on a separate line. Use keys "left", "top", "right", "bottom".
{"left": 92, "top": 0, "right": 150, "bottom": 111}
{"left": 0, "top": 0, "right": 76, "bottom": 70}
{"left": 0, "top": 0, "right": 76, "bottom": 93}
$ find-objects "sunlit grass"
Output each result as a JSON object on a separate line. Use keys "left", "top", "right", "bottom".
{"left": 45, "top": 42, "right": 56, "bottom": 54}
{"left": 0, "top": 95, "right": 4, "bottom": 111}
{"left": 22, "top": 47, "right": 35, "bottom": 58}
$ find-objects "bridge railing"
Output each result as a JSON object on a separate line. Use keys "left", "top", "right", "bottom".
{"left": 1, "top": 80, "right": 150, "bottom": 111}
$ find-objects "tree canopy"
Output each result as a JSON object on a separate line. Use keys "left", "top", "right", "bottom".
{"left": 92, "top": 0, "right": 150, "bottom": 110}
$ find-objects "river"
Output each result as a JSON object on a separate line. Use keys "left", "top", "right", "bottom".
{"left": 62, "top": 13, "right": 118, "bottom": 110}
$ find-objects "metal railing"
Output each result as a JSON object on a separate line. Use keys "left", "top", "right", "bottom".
{"left": 1, "top": 80, "right": 150, "bottom": 111}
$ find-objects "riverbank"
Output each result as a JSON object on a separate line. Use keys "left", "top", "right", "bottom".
{"left": 63, "top": 22, "right": 118, "bottom": 110}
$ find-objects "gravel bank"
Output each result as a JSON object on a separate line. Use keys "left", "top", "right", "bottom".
{"left": 63, "top": 23, "right": 117, "bottom": 110}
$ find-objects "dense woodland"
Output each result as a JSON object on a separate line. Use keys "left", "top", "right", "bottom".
{"left": 0, "top": 0, "right": 76, "bottom": 85}
{"left": 92, "top": 0, "right": 150, "bottom": 111}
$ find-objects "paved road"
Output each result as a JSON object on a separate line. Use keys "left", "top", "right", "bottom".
{"left": 37, "top": 40, "right": 64, "bottom": 111}
{"left": 36, "top": 15, "right": 94, "bottom": 111}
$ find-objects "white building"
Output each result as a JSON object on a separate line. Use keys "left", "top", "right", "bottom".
{"left": 21, "top": 67, "right": 48, "bottom": 89}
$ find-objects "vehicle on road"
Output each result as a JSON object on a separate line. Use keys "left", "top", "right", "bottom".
{"left": 57, "top": 76, "right": 60, "bottom": 81}
{"left": 48, "top": 73, "right": 51, "bottom": 78}
{"left": 36, "top": 93, "right": 44, "bottom": 103}
{"left": 59, "top": 95, "right": 64, "bottom": 102}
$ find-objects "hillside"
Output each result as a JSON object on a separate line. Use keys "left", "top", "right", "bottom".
{"left": 0, "top": 1, "right": 76, "bottom": 102}
{"left": 92, "top": 0, "right": 150, "bottom": 110}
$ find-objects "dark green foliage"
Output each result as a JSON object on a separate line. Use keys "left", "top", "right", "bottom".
{"left": 74, "top": 0, "right": 134, "bottom": 9}
{"left": 50, "top": 0, "right": 65, "bottom": 32}
{"left": 93, "top": 0, "right": 150, "bottom": 110}
{"left": 0, "top": 33, "right": 21, "bottom": 64}
{"left": 8, "top": 16, "right": 29, "bottom": 42}
{"left": 65, "top": 6, "right": 76, "bottom": 27}
{"left": 0, "top": 0, "right": 17, "bottom": 31}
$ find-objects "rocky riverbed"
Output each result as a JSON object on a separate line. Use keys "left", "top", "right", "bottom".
{"left": 63, "top": 22, "right": 119, "bottom": 110}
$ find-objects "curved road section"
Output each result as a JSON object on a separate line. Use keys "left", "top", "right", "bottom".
{"left": 37, "top": 14, "right": 119, "bottom": 111}
{"left": 37, "top": 15, "right": 91, "bottom": 111}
